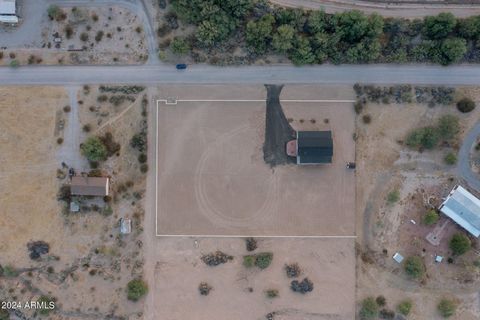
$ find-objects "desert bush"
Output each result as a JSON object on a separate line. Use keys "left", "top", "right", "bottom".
{"left": 138, "top": 153, "right": 147, "bottom": 163}
{"left": 376, "top": 295, "right": 386, "bottom": 306}
{"left": 290, "top": 277, "right": 314, "bottom": 294}
{"left": 91, "top": 13, "right": 98, "bottom": 22}
{"left": 65, "top": 25, "right": 73, "bottom": 39}
{"left": 437, "top": 114, "right": 459, "bottom": 140}
{"left": 444, "top": 152, "right": 457, "bottom": 165}
{"left": 396, "top": 299, "right": 412, "bottom": 316}
{"left": 80, "top": 136, "right": 107, "bottom": 161}
{"left": 135, "top": 26, "right": 143, "bottom": 33}
{"left": 3, "top": 265, "right": 18, "bottom": 277}
{"left": 255, "top": 252, "right": 273, "bottom": 269}
{"left": 359, "top": 297, "right": 378, "bottom": 319}
{"left": 404, "top": 256, "right": 425, "bottom": 279}
{"left": 57, "top": 137, "right": 64, "bottom": 144}
{"left": 99, "top": 85, "right": 145, "bottom": 94}
{"left": 265, "top": 289, "right": 279, "bottom": 298}
{"left": 285, "top": 263, "right": 302, "bottom": 278}
{"left": 95, "top": 31, "right": 104, "bottom": 42}
{"left": 47, "top": 5, "right": 65, "bottom": 21}
{"left": 387, "top": 190, "right": 400, "bottom": 204}
{"left": 37, "top": 296, "right": 55, "bottom": 315}
{"left": 99, "top": 132, "right": 120, "bottom": 157}
{"left": 127, "top": 279, "right": 148, "bottom": 301}
{"left": 0, "top": 52, "right": 3, "bottom": 59}
{"left": 423, "top": 210, "right": 440, "bottom": 225}
{"left": 131, "top": 131, "right": 147, "bottom": 152}
{"left": 362, "top": 114, "right": 372, "bottom": 124}
{"left": 82, "top": 124, "right": 91, "bottom": 132}
{"left": 9, "top": 60, "right": 19, "bottom": 68}
{"left": 140, "top": 163, "right": 149, "bottom": 173}
{"left": 80, "top": 32, "right": 89, "bottom": 42}
{"left": 354, "top": 100, "right": 365, "bottom": 114}
{"left": 438, "top": 299, "right": 456, "bottom": 318}
{"left": 170, "top": 36, "right": 191, "bottom": 55}
{"left": 198, "top": 282, "right": 212, "bottom": 295}
{"left": 202, "top": 251, "right": 233, "bottom": 266}
{"left": 243, "top": 255, "right": 256, "bottom": 267}
{"left": 63, "top": 105, "right": 71, "bottom": 112}
{"left": 449, "top": 233, "right": 471, "bottom": 255}
{"left": 57, "top": 185, "right": 71, "bottom": 202}
{"left": 379, "top": 309, "right": 395, "bottom": 319}
{"left": 8, "top": 52, "right": 15, "bottom": 59}
{"left": 406, "top": 126, "right": 439, "bottom": 149}
{"left": 457, "top": 97, "right": 475, "bottom": 113}
{"left": 245, "top": 237, "right": 257, "bottom": 251}
{"left": 97, "top": 94, "right": 108, "bottom": 102}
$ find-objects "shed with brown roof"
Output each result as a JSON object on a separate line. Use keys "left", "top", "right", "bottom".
{"left": 71, "top": 176, "right": 109, "bottom": 196}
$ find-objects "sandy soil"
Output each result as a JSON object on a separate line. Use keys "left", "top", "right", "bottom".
{"left": 152, "top": 237, "right": 355, "bottom": 320}
{"left": 155, "top": 85, "right": 355, "bottom": 236}
{"left": 355, "top": 88, "right": 480, "bottom": 319}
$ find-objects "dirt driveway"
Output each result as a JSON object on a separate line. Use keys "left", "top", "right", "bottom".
{"left": 155, "top": 85, "right": 355, "bottom": 236}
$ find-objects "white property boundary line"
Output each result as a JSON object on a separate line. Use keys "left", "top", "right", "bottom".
{"left": 155, "top": 98, "right": 356, "bottom": 238}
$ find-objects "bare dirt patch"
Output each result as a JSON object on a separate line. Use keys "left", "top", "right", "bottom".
{"left": 152, "top": 237, "right": 355, "bottom": 320}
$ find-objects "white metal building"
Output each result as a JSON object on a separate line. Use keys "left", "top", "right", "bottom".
{"left": 439, "top": 185, "right": 480, "bottom": 237}
{"left": 0, "top": 0, "right": 17, "bottom": 24}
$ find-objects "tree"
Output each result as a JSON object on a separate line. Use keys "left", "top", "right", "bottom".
{"left": 437, "top": 38, "right": 466, "bottom": 65}
{"left": 359, "top": 297, "right": 378, "bottom": 319}
{"left": 406, "top": 126, "right": 439, "bottom": 149}
{"left": 272, "top": 24, "right": 295, "bottom": 53}
{"left": 127, "top": 279, "right": 148, "bottom": 301}
{"left": 444, "top": 152, "right": 457, "bottom": 165}
{"left": 81, "top": 136, "right": 107, "bottom": 161}
{"left": 457, "top": 97, "right": 476, "bottom": 113}
{"left": 255, "top": 252, "right": 273, "bottom": 269}
{"left": 396, "top": 299, "right": 412, "bottom": 316}
{"left": 47, "top": 5, "right": 64, "bottom": 21}
{"left": 196, "top": 20, "right": 223, "bottom": 47}
{"left": 311, "top": 32, "right": 329, "bottom": 63}
{"left": 457, "top": 16, "right": 480, "bottom": 40}
{"left": 449, "top": 233, "right": 471, "bottom": 255}
{"left": 289, "top": 37, "right": 315, "bottom": 65}
{"left": 438, "top": 299, "right": 456, "bottom": 318}
{"left": 423, "top": 13, "right": 456, "bottom": 39}
{"left": 306, "top": 10, "right": 327, "bottom": 34}
{"left": 404, "top": 256, "right": 425, "bottom": 279}
{"left": 170, "top": 37, "right": 191, "bottom": 55}
{"left": 245, "top": 14, "right": 275, "bottom": 54}
{"left": 423, "top": 210, "right": 440, "bottom": 225}
{"left": 437, "top": 114, "right": 459, "bottom": 140}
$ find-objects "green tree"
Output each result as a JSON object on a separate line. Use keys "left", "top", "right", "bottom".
{"left": 438, "top": 299, "right": 456, "bottom": 318}
{"left": 449, "top": 233, "right": 471, "bottom": 255}
{"left": 81, "top": 136, "right": 107, "bottom": 161}
{"left": 245, "top": 14, "right": 275, "bottom": 54}
{"left": 272, "top": 24, "right": 295, "bottom": 53}
{"left": 457, "top": 16, "right": 480, "bottom": 40}
{"left": 170, "top": 37, "right": 191, "bottom": 55}
{"left": 437, "top": 38, "right": 466, "bottom": 65}
{"left": 127, "top": 278, "right": 148, "bottom": 301}
{"left": 444, "top": 152, "right": 457, "bottom": 165}
{"left": 406, "top": 126, "right": 439, "bottom": 149}
{"left": 423, "top": 210, "right": 439, "bottom": 225}
{"left": 437, "top": 114, "right": 459, "bottom": 140}
{"left": 359, "top": 297, "right": 379, "bottom": 319}
{"left": 47, "top": 5, "right": 63, "bottom": 21}
{"left": 289, "top": 37, "right": 315, "bottom": 65}
{"left": 423, "top": 13, "right": 456, "bottom": 39}
{"left": 306, "top": 10, "right": 327, "bottom": 34}
{"left": 311, "top": 32, "right": 329, "bottom": 63}
{"left": 457, "top": 97, "right": 476, "bottom": 113}
{"left": 404, "top": 256, "right": 425, "bottom": 279}
{"left": 334, "top": 10, "right": 369, "bottom": 43}
{"left": 397, "top": 300, "right": 413, "bottom": 316}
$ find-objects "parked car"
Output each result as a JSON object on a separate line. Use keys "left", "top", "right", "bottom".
{"left": 176, "top": 63, "right": 187, "bottom": 70}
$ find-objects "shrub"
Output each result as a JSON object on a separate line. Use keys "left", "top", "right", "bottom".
{"left": 423, "top": 210, "right": 440, "bottom": 225}
{"left": 198, "top": 282, "right": 212, "bottom": 295}
{"left": 285, "top": 263, "right": 302, "bottom": 278}
{"left": 265, "top": 289, "right": 279, "bottom": 298}
{"left": 99, "top": 132, "right": 120, "bottom": 157}
{"left": 47, "top": 5, "right": 64, "bottom": 21}
{"left": 95, "top": 30, "right": 104, "bottom": 42}
{"left": 397, "top": 299, "right": 412, "bottom": 316}
{"left": 404, "top": 256, "right": 425, "bottom": 279}
{"left": 9, "top": 60, "right": 19, "bottom": 68}
{"left": 80, "top": 32, "right": 89, "bottom": 42}
{"left": 379, "top": 309, "right": 395, "bottom": 319}
{"left": 140, "top": 163, "right": 148, "bottom": 173}
{"left": 406, "top": 126, "right": 439, "bottom": 149}
{"left": 376, "top": 295, "right": 386, "bottom": 307}
{"left": 449, "top": 233, "right": 471, "bottom": 255}
{"left": 3, "top": 265, "right": 18, "bottom": 277}
{"left": 387, "top": 190, "right": 400, "bottom": 204}
{"left": 82, "top": 124, "right": 91, "bottom": 132}
{"left": 362, "top": 114, "right": 372, "bottom": 124}
{"left": 243, "top": 255, "right": 255, "bottom": 268}
{"left": 444, "top": 152, "right": 457, "bottom": 165}
{"left": 255, "top": 252, "right": 273, "bottom": 269}
{"left": 202, "top": 251, "right": 233, "bottom": 266}
{"left": 131, "top": 132, "right": 147, "bottom": 152}
{"left": 63, "top": 105, "right": 71, "bottom": 112}
{"left": 245, "top": 237, "right": 257, "bottom": 251}
{"left": 359, "top": 297, "right": 378, "bottom": 319}
{"left": 437, "top": 115, "right": 459, "bottom": 140}
{"left": 290, "top": 278, "right": 314, "bottom": 294}
{"left": 127, "top": 279, "right": 148, "bottom": 301}
{"left": 138, "top": 153, "right": 147, "bottom": 163}
{"left": 457, "top": 97, "right": 475, "bottom": 113}
{"left": 170, "top": 37, "right": 191, "bottom": 55}
{"left": 438, "top": 299, "right": 456, "bottom": 318}
{"left": 9, "top": 52, "right": 15, "bottom": 59}
{"left": 65, "top": 25, "right": 73, "bottom": 39}
{"left": 37, "top": 296, "right": 55, "bottom": 315}
{"left": 354, "top": 101, "right": 364, "bottom": 114}
{"left": 80, "top": 136, "right": 107, "bottom": 161}
{"left": 57, "top": 137, "right": 64, "bottom": 144}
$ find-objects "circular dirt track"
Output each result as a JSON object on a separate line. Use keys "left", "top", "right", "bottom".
{"left": 194, "top": 125, "right": 279, "bottom": 229}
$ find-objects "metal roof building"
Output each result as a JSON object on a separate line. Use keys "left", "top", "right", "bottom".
{"left": 71, "top": 176, "right": 110, "bottom": 197}
{"left": 0, "top": 0, "right": 17, "bottom": 24}
{"left": 439, "top": 185, "right": 480, "bottom": 237}
{"left": 296, "top": 131, "right": 333, "bottom": 165}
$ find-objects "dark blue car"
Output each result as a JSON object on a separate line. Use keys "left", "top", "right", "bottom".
{"left": 176, "top": 63, "right": 187, "bottom": 70}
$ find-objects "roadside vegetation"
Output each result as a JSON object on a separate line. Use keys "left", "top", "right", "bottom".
{"left": 165, "top": 0, "right": 480, "bottom": 66}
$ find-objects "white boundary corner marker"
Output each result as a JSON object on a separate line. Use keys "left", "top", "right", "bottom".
{"left": 155, "top": 98, "right": 356, "bottom": 238}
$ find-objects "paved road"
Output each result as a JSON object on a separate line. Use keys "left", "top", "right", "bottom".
{"left": 0, "top": 64, "right": 479, "bottom": 85}
{"left": 458, "top": 121, "right": 480, "bottom": 191}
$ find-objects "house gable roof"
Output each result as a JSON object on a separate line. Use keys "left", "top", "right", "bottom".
{"left": 297, "top": 131, "right": 333, "bottom": 164}
{"left": 71, "top": 176, "right": 109, "bottom": 196}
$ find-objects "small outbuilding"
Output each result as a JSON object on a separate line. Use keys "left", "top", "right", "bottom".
{"left": 439, "top": 185, "right": 480, "bottom": 237}
{"left": 71, "top": 176, "right": 110, "bottom": 197}
{"left": 0, "top": 0, "right": 18, "bottom": 24}
{"left": 287, "top": 131, "right": 333, "bottom": 165}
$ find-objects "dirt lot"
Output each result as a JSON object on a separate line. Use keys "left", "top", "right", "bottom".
{"left": 0, "top": 86, "right": 149, "bottom": 319}
{"left": 155, "top": 85, "right": 355, "bottom": 236}
{"left": 152, "top": 237, "right": 355, "bottom": 320}
{"left": 355, "top": 87, "right": 480, "bottom": 319}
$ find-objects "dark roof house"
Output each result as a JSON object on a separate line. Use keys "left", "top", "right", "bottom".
{"left": 296, "top": 131, "right": 333, "bottom": 165}
{"left": 71, "top": 176, "right": 110, "bottom": 197}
